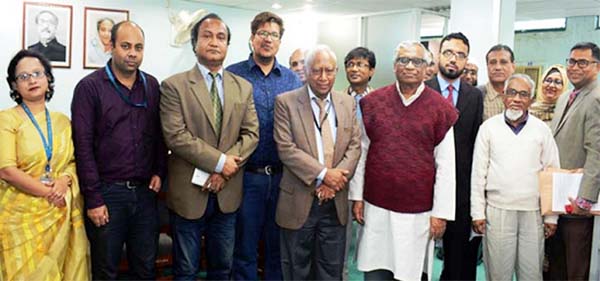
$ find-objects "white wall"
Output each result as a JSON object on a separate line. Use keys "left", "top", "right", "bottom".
{"left": 0, "top": 0, "right": 305, "bottom": 115}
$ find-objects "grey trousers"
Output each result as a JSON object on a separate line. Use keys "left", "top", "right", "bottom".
{"left": 483, "top": 205, "right": 544, "bottom": 281}
{"left": 280, "top": 198, "right": 346, "bottom": 280}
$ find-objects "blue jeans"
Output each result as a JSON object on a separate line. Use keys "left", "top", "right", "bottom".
{"left": 233, "top": 172, "right": 282, "bottom": 280}
{"left": 170, "top": 193, "right": 236, "bottom": 280}
{"left": 86, "top": 182, "right": 159, "bottom": 280}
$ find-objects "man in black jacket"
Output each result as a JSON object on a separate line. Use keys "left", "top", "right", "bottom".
{"left": 425, "top": 32, "right": 483, "bottom": 281}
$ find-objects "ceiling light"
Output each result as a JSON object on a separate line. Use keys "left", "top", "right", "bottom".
{"left": 272, "top": 2, "right": 282, "bottom": 9}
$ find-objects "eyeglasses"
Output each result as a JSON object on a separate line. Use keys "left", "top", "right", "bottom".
{"left": 345, "top": 61, "right": 370, "bottom": 69}
{"left": 255, "top": 30, "right": 281, "bottom": 40}
{"left": 310, "top": 67, "right": 337, "bottom": 77}
{"left": 463, "top": 69, "right": 477, "bottom": 75}
{"left": 441, "top": 49, "right": 467, "bottom": 60}
{"left": 15, "top": 71, "right": 46, "bottom": 82}
{"left": 290, "top": 60, "right": 304, "bottom": 67}
{"left": 566, "top": 58, "right": 599, "bottom": 68}
{"left": 504, "top": 88, "right": 531, "bottom": 99}
{"left": 395, "top": 57, "right": 427, "bottom": 67}
{"left": 542, "top": 77, "right": 563, "bottom": 86}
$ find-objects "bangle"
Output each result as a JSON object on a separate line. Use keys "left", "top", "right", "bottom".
{"left": 575, "top": 197, "right": 593, "bottom": 211}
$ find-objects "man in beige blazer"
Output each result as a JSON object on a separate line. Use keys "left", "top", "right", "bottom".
{"left": 274, "top": 45, "right": 361, "bottom": 280}
{"left": 547, "top": 42, "right": 600, "bottom": 281}
{"left": 159, "top": 13, "right": 259, "bottom": 280}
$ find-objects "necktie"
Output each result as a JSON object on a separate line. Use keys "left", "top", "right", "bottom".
{"left": 209, "top": 72, "right": 223, "bottom": 135}
{"left": 354, "top": 94, "right": 363, "bottom": 120}
{"left": 315, "top": 98, "right": 334, "bottom": 168}
{"left": 446, "top": 84, "right": 454, "bottom": 106}
{"left": 567, "top": 90, "right": 579, "bottom": 107}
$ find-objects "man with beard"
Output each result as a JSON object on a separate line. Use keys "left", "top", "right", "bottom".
{"left": 28, "top": 10, "right": 66, "bottom": 62}
{"left": 461, "top": 61, "right": 478, "bottom": 86}
{"left": 479, "top": 45, "right": 516, "bottom": 120}
{"left": 425, "top": 32, "right": 483, "bottom": 281}
{"left": 226, "top": 11, "right": 302, "bottom": 281}
{"left": 471, "top": 73, "right": 559, "bottom": 281}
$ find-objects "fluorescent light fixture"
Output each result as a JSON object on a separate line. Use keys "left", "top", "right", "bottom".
{"left": 272, "top": 2, "right": 282, "bottom": 9}
{"left": 514, "top": 18, "right": 566, "bottom": 31}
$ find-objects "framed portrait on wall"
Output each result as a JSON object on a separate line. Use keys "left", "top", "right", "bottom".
{"left": 84, "top": 7, "right": 129, "bottom": 69}
{"left": 22, "top": 2, "right": 73, "bottom": 68}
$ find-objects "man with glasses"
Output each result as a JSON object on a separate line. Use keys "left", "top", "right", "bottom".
{"left": 274, "top": 45, "right": 361, "bottom": 280}
{"left": 353, "top": 41, "right": 458, "bottom": 281}
{"left": 425, "top": 32, "right": 483, "bottom": 281}
{"left": 160, "top": 13, "right": 259, "bottom": 280}
{"left": 546, "top": 41, "right": 600, "bottom": 281}
{"left": 478, "top": 44, "right": 516, "bottom": 120}
{"left": 461, "top": 61, "right": 478, "bottom": 86}
{"left": 72, "top": 21, "right": 167, "bottom": 279}
{"left": 289, "top": 48, "right": 307, "bottom": 83}
{"left": 226, "top": 11, "right": 302, "bottom": 281}
{"left": 471, "top": 73, "right": 560, "bottom": 281}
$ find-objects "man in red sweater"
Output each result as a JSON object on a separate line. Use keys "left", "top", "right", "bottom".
{"left": 352, "top": 40, "right": 458, "bottom": 281}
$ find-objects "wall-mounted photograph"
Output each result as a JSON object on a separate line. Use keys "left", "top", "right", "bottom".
{"left": 84, "top": 7, "right": 129, "bottom": 69}
{"left": 22, "top": 2, "right": 72, "bottom": 68}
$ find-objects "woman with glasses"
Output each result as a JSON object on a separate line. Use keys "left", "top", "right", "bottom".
{"left": 530, "top": 64, "right": 568, "bottom": 125}
{"left": 0, "top": 50, "right": 89, "bottom": 280}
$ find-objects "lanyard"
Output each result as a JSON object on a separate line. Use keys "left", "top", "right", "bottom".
{"left": 105, "top": 64, "right": 148, "bottom": 108}
{"left": 21, "top": 103, "right": 53, "bottom": 173}
{"left": 311, "top": 99, "right": 336, "bottom": 134}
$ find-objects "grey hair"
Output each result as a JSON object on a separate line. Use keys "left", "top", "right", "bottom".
{"left": 304, "top": 44, "right": 337, "bottom": 73}
{"left": 504, "top": 73, "right": 536, "bottom": 98}
{"left": 393, "top": 41, "right": 430, "bottom": 64}
{"left": 35, "top": 10, "right": 58, "bottom": 25}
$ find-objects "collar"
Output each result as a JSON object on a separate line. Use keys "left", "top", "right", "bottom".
{"left": 197, "top": 62, "right": 224, "bottom": 80}
{"left": 347, "top": 85, "right": 372, "bottom": 97}
{"left": 308, "top": 86, "right": 332, "bottom": 104}
{"left": 504, "top": 110, "right": 529, "bottom": 128}
{"left": 436, "top": 73, "right": 460, "bottom": 93}
{"left": 103, "top": 59, "right": 144, "bottom": 85}
{"left": 396, "top": 82, "right": 425, "bottom": 106}
{"left": 486, "top": 82, "right": 502, "bottom": 99}
{"left": 247, "top": 53, "right": 282, "bottom": 76}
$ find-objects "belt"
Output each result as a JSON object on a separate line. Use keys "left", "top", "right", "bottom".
{"left": 246, "top": 165, "right": 283, "bottom": 175}
{"left": 112, "top": 180, "right": 148, "bottom": 189}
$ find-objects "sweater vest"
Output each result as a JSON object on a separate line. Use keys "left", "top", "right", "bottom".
{"left": 360, "top": 84, "right": 458, "bottom": 213}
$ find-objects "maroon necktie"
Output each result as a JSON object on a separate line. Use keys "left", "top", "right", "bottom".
{"left": 446, "top": 84, "right": 454, "bottom": 106}
{"left": 567, "top": 90, "right": 579, "bottom": 107}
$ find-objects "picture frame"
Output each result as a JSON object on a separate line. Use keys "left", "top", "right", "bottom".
{"left": 84, "top": 7, "right": 129, "bottom": 69}
{"left": 22, "top": 2, "right": 73, "bottom": 68}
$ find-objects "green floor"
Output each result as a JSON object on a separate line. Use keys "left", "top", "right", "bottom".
{"left": 346, "top": 222, "right": 487, "bottom": 281}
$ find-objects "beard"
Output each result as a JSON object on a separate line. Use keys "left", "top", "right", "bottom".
{"left": 505, "top": 108, "right": 524, "bottom": 121}
{"left": 439, "top": 65, "right": 463, "bottom": 80}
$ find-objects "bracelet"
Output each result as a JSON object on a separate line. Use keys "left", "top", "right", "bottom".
{"left": 575, "top": 197, "right": 593, "bottom": 211}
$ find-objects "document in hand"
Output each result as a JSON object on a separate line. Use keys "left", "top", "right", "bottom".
{"left": 539, "top": 168, "right": 600, "bottom": 215}
{"left": 191, "top": 168, "right": 210, "bottom": 187}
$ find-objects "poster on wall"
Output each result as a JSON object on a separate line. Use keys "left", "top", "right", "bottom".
{"left": 22, "top": 2, "right": 73, "bottom": 68}
{"left": 84, "top": 7, "right": 129, "bottom": 69}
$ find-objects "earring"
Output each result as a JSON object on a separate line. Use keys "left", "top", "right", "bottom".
{"left": 45, "top": 88, "right": 51, "bottom": 100}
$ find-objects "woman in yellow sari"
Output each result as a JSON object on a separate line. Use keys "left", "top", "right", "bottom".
{"left": 0, "top": 50, "right": 90, "bottom": 280}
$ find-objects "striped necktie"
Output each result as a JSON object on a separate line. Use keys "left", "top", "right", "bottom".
{"left": 209, "top": 72, "right": 223, "bottom": 135}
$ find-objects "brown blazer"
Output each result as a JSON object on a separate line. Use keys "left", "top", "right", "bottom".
{"left": 274, "top": 85, "right": 361, "bottom": 230}
{"left": 160, "top": 65, "right": 259, "bottom": 219}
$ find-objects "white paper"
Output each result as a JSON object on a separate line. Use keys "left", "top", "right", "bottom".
{"left": 552, "top": 173, "right": 600, "bottom": 212}
{"left": 191, "top": 168, "right": 210, "bottom": 187}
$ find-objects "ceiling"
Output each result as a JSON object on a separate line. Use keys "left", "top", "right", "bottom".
{"left": 185, "top": 0, "right": 600, "bottom": 20}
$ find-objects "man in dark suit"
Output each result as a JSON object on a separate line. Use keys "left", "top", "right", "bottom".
{"left": 28, "top": 10, "right": 66, "bottom": 62}
{"left": 425, "top": 32, "right": 483, "bottom": 281}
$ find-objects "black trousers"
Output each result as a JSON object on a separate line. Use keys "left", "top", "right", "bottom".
{"left": 280, "top": 198, "right": 346, "bottom": 280}
{"left": 544, "top": 216, "right": 594, "bottom": 281}
{"left": 440, "top": 205, "right": 481, "bottom": 281}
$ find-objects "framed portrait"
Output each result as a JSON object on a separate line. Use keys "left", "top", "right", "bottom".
{"left": 84, "top": 7, "right": 129, "bottom": 69}
{"left": 22, "top": 2, "right": 73, "bottom": 68}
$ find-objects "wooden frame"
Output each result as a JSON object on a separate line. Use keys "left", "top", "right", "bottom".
{"left": 22, "top": 2, "right": 72, "bottom": 68}
{"left": 83, "top": 7, "right": 129, "bottom": 69}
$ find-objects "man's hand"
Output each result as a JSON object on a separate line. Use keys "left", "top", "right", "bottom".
{"left": 544, "top": 223, "right": 557, "bottom": 238}
{"left": 352, "top": 200, "right": 365, "bottom": 224}
{"left": 568, "top": 197, "right": 592, "bottom": 216}
{"left": 315, "top": 184, "right": 335, "bottom": 204}
{"left": 323, "top": 169, "right": 349, "bottom": 191}
{"left": 222, "top": 155, "right": 242, "bottom": 178}
{"left": 430, "top": 217, "right": 446, "bottom": 239}
{"left": 148, "top": 175, "right": 161, "bottom": 193}
{"left": 472, "top": 219, "right": 486, "bottom": 234}
{"left": 88, "top": 205, "right": 109, "bottom": 227}
{"left": 203, "top": 173, "right": 226, "bottom": 193}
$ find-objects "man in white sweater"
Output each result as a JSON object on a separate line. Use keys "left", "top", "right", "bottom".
{"left": 471, "top": 73, "right": 560, "bottom": 281}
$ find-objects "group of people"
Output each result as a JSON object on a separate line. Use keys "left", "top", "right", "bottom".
{"left": 0, "top": 9, "right": 599, "bottom": 281}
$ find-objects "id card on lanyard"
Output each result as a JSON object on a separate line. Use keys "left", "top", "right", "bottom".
{"left": 105, "top": 63, "right": 149, "bottom": 108}
{"left": 21, "top": 103, "right": 53, "bottom": 184}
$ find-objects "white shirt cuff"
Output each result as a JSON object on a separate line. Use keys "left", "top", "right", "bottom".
{"left": 214, "top": 153, "right": 226, "bottom": 173}
{"left": 317, "top": 168, "right": 327, "bottom": 182}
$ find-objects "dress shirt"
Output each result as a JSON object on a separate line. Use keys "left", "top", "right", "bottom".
{"left": 71, "top": 62, "right": 167, "bottom": 209}
{"left": 504, "top": 111, "right": 529, "bottom": 135}
{"left": 226, "top": 55, "right": 303, "bottom": 167}
{"left": 347, "top": 85, "right": 372, "bottom": 120}
{"left": 436, "top": 74, "right": 460, "bottom": 106}
{"left": 481, "top": 82, "right": 505, "bottom": 120}
{"left": 307, "top": 87, "right": 337, "bottom": 183}
{"left": 195, "top": 63, "right": 227, "bottom": 172}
